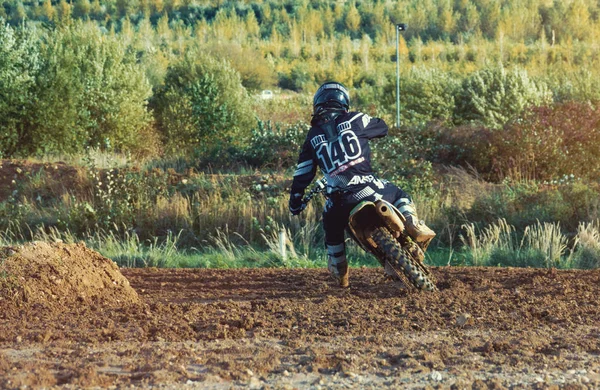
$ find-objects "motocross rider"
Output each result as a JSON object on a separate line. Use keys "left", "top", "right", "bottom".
{"left": 288, "top": 81, "right": 435, "bottom": 288}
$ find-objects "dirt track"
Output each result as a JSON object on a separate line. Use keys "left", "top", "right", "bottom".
{"left": 1, "top": 266, "right": 600, "bottom": 389}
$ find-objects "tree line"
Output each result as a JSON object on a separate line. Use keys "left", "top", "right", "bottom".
{"left": 3, "top": 0, "right": 600, "bottom": 45}
{"left": 1, "top": 0, "right": 600, "bottom": 163}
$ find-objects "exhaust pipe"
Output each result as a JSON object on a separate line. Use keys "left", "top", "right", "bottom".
{"left": 376, "top": 201, "right": 405, "bottom": 238}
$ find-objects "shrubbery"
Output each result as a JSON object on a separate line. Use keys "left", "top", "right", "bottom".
{"left": 203, "top": 43, "right": 277, "bottom": 91}
{"left": 434, "top": 101, "right": 600, "bottom": 183}
{"left": 402, "top": 68, "right": 459, "bottom": 124}
{"left": 495, "top": 102, "right": 600, "bottom": 181}
{"left": 376, "top": 68, "right": 459, "bottom": 125}
{"left": 151, "top": 53, "right": 254, "bottom": 155}
{"left": 371, "top": 124, "right": 437, "bottom": 197}
{"left": 549, "top": 69, "right": 600, "bottom": 103}
{"left": 36, "top": 22, "right": 155, "bottom": 156}
{"left": 235, "top": 121, "right": 307, "bottom": 168}
{"left": 453, "top": 66, "right": 552, "bottom": 128}
{"left": 0, "top": 21, "right": 42, "bottom": 157}
{"left": 0, "top": 20, "right": 156, "bottom": 157}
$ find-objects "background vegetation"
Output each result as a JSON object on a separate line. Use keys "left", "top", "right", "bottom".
{"left": 1, "top": 0, "right": 600, "bottom": 269}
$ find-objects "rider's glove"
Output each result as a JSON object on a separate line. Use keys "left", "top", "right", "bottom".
{"left": 289, "top": 192, "right": 305, "bottom": 216}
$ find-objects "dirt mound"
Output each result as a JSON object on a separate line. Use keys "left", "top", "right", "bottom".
{"left": 0, "top": 241, "right": 140, "bottom": 313}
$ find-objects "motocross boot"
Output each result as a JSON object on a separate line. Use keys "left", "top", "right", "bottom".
{"left": 394, "top": 198, "right": 436, "bottom": 252}
{"left": 327, "top": 243, "right": 349, "bottom": 288}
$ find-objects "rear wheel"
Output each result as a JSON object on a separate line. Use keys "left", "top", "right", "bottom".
{"left": 372, "top": 228, "right": 438, "bottom": 292}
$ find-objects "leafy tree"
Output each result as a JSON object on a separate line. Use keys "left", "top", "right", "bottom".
{"left": 459, "top": 0, "right": 481, "bottom": 37}
{"left": 0, "top": 20, "right": 42, "bottom": 157}
{"left": 151, "top": 53, "right": 254, "bottom": 154}
{"left": 402, "top": 67, "right": 460, "bottom": 124}
{"left": 72, "top": 0, "right": 91, "bottom": 19}
{"left": 345, "top": 2, "right": 360, "bottom": 34}
{"left": 89, "top": 0, "right": 102, "bottom": 19}
{"left": 454, "top": 66, "right": 552, "bottom": 128}
{"left": 56, "top": 0, "right": 72, "bottom": 23}
{"left": 279, "top": 61, "right": 312, "bottom": 92}
{"left": 34, "top": 22, "right": 154, "bottom": 155}
{"left": 203, "top": 43, "right": 276, "bottom": 91}
{"left": 565, "top": 0, "right": 592, "bottom": 41}
{"left": 151, "top": 0, "right": 164, "bottom": 15}
{"left": 116, "top": 0, "right": 139, "bottom": 19}
{"left": 245, "top": 9, "right": 259, "bottom": 38}
{"left": 9, "top": 1, "right": 26, "bottom": 23}
{"left": 438, "top": 0, "right": 457, "bottom": 38}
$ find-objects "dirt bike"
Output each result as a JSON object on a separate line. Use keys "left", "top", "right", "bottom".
{"left": 302, "top": 178, "right": 438, "bottom": 292}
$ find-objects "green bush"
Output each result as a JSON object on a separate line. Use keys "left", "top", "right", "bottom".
{"left": 454, "top": 66, "right": 552, "bottom": 129}
{"left": 352, "top": 72, "right": 391, "bottom": 120}
{"left": 371, "top": 124, "right": 437, "bottom": 197}
{"left": 152, "top": 53, "right": 254, "bottom": 155}
{"left": 236, "top": 120, "right": 307, "bottom": 168}
{"left": 401, "top": 68, "right": 459, "bottom": 124}
{"left": 203, "top": 43, "right": 277, "bottom": 91}
{"left": 432, "top": 123, "right": 496, "bottom": 177}
{"left": 35, "top": 22, "right": 154, "bottom": 156}
{"left": 0, "top": 20, "right": 42, "bottom": 157}
{"left": 376, "top": 67, "right": 460, "bottom": 125}
{"left": 0, "top": 20, "right": 157, "bottom": 158}
{"left": 550, "top": 69, "right": 600, "bottom": 103}
{"left": 462, "top": 181, "right": 600, "bottom": 235}
{"left": 278, "top": 62, "right": 313, "bottom": 92}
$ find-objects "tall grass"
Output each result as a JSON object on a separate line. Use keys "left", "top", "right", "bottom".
{"left": 91, "top": 230, "right": 182, "bottom": 268}
{"left": 461, "top": 218, "right": 516, "bottom": 266}
{"left": 2, "top": 159, "right": 600, "bottom": 270}
{"left": 32, "top": 148, "right": 132, "bottom": 170}
{"left": 523, "top": 221, "right": 573, "bottom": 268}
{"left": 460, "top": 219, "right": 576, "bottom": 268}
{"left": 572, "top": 221, "right": 600, "bottom": 269}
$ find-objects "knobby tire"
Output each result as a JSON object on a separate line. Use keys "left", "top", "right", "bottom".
{"left": 372, "top": 228, "right": 438, "bottom": 292}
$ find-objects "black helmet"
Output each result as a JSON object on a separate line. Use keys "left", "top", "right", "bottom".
{"left": 313, "top": 81, "right": 350, "bottom": 116}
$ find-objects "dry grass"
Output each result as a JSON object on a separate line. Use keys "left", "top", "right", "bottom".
{"left": 152, "top": 193, "right": 193, "bottom": 232}
{"left": 460, "top": 218, "right": 575, "bottom": 268}
{"left": 3, "top": 156, "right": 600, "bottom": 269}
{"left": 461, "top": 218, "right": 515, "bottom": 266}
{"left": 523, "top": 221, "right": 572, "bottom": 268}
{"left": 573, "top": 220, "right": 600, "bottom": 269}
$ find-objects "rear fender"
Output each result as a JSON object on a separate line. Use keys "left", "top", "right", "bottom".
{"left": 347, "top": 201, "right": 378, "bottom": 250}
{"left": 347, "top": 200, "right": 406, "bottom": 251}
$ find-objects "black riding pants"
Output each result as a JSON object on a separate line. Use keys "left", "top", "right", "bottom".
{"left": 322, "top": 181, "right": 409, "bottom": 246}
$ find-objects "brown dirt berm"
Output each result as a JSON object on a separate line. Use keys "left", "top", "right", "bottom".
{"left": 0, "top": 242, "right": 140, "bottom": 315}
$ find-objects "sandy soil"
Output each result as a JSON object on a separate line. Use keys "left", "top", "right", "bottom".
{"left": 1, "top": 244, "right": 600, "bottom": 389}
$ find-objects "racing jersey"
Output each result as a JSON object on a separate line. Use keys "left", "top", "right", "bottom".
{"left": 291, "top": 111, "right": 388, "bottom": 195}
